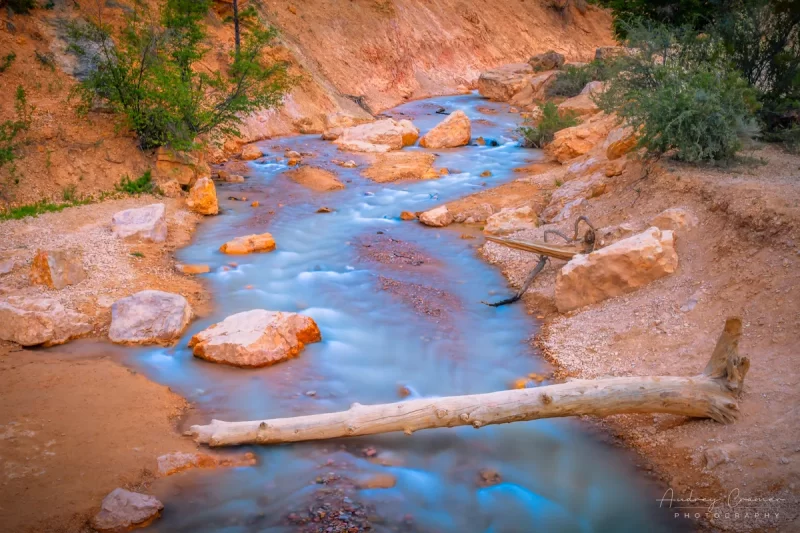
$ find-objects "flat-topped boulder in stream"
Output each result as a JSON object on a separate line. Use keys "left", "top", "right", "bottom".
{"left": 283, "top": 166, "right": 345, "bottom": 192}
{"left": 361, "top": 152, "right": 437, "bottom": 182}
{"left": 111, "top": 203, "right": 167, "bottom": 243}
{"left": 477, "top": 63, "right": 534, "bottom": 101}
{"left": 189, "top": 309, "right": 322, "bottom": 368}
{"left": 109, "top": 290, "right": 193, "bottom": 345}
{"left": 0, "top": 296, "right": 91, "bottom": 346}
{"left": 419, "top": 110, "right": 471, "bottom": 148}
{"left": 219, "top": 233, "right": 276, "bottom": 254}
{"left": 333, "top": 118, "right": 419, "bottom": 152}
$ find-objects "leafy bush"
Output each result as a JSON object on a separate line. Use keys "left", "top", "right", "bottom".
{"left": 3, "top": 0, "right": 37, "bottom": 14}
{"left": 0, "top": 86, "right": 32, "bottom": 171}
{"left": 0, "top": 52, "right": 16, "bottom": 73}
{"left": 519, "top": 102, "right": 579, "bottom": 148}
{"left": 116, "top": 170, "right": 156, "bottom": 194}
{"left": 545, "top": 59, "right": 618, "bottom": 98}
{"left": 70, "top": 0, "right": 290, "bottom": 151}
{"left": 598, "top": 23, "right": 759, "bottom": 163}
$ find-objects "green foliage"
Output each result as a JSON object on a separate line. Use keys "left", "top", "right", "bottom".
{"left": 130, "top": 251, "right": 145, "bottom": 258}
{"left": 0, "top": 197, "right": 92, "bottom": 220}
{"left": 598, "top": 22, "right": 759, "bottom": 163}
{"left": 0, "top": 52, "right": 16, "bottom": 73}
{"left": 4, "top": 0, "right": 37, "bottom": 14}
{"left": 115, "top": 170, "right": 156, "bottom": 194}
{"left": 61, "top": 184, "right": 78, "bottom": 202}
{"left": 34, "top": 50, "right": 56, "bottom": 71}
{"left": 70, "top": 0, "right": 290, "bottom": 151}
{"left": 0, "top": 86, "right": 32, "bottom": 172}
{"left": 519, "top": 102, "right": 579, "bottom": 148}
{"left": 546, "top": 59, "right": 618, "bottom": 98}
{"left": 595, "top": 0, "right": 729, "bottom": 37}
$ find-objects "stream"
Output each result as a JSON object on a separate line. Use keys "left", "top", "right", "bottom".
{"left": 126, "top": 93, "right": 675, "bottom": 532}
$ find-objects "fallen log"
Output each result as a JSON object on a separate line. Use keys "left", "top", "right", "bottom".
{"left": 190, "top": 318, "right": 749, "bottom": 447}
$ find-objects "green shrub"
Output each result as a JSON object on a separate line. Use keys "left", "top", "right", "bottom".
{"left": 116, "top": 170, "right": 156, "bottom": 194}
{"left": 519, "top": 102, "right": 579, "bottom": 148}
{"left": 598, "top": 23, "right": 759, "bottom": 163}
{"left": 4, "top": 0, "right": 37, "bottom": 14}
{"left": 0, "top": 86, "right": 32, "bottom": 171}
{"left": 545, "top": 59, "right": 618, "bottom": 98}
{"left": 70, "top": 0, "right": 290, "bottom": 151}
{"left": 0, "top": 52, "right": 16, "bottom": 73}
{"left": 0, "top": 197, "right": 92, "bottom": 220}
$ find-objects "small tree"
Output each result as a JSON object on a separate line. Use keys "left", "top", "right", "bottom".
{"left": 70, "top": 0, "right": 290, "bottom": 151}
{"left": 518, "top": 102, "right": 579, "bottom": 148}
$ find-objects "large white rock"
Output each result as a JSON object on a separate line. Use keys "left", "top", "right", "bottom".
{"left": 0, "top": 297, "right": 91, "bottom": 346}
{"left": 418, "top": 205, "right": 454, "bottom": 227}
{"left": 111, "top": 203, "right": 167, "bottom": 243}
{"left": 419, "top": 110, "right": 471, "bottom": 148}
{"left": 555, "top": 227, "right": 678, "bottom": 313}
{"left": 109, "top": 290, "right": 193, "bottom": 345}
{"left": 333, "top": 118, "right": 418, "bottom": 152}
{"left": 483, "top": 206, "right": 537, "bottom": 234}
{"left": 189, "top": 309, "right": 322, "bottom": 368}
{"left": 91, "top": 488, "right": 163, "bottom": 532}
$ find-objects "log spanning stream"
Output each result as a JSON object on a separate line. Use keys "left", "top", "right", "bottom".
{"left": 127, "top": 94, "right": 676, "bottom": 532}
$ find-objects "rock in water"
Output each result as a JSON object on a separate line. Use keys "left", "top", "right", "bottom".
{"left": 109, "top": 290, "right": 193, "bottom": 345}
{"left": 91, "top": 488, "right": 163, "bottom": 532}
{"left": 29, "top": 249, "right": 86, "bottom": 289}
{"left": 0, "top": 297, "right": 91, "bottom": 346}
{"left": 111, "top": 203, "right": 167, "bottom": 243}
{"left": 219, "top": 233, "right": 276, "bottom": 254}
{"left": 361, "top": 152, "right": 436, "bottom": 183}
{"left": 186, "top": 177, "right": 219, "bottom": 215}
{"left": 419, "top": 110, "right": 471, "bottom": 148}
{"left": 189, "top": 309, "right": 322, "bottom": 368}
{"left": 240, "top": 144, "right": 263, "bottom": 160}
{"left": 283, "top": 166, "right": 345, "bottom": 191}
{"left": 157, "top": 451, "right": 257, "bottom": 476}
{"left": 555, "top": 227, "right": 678, "bottom": 313}
{"left": 333, "top": 118, "right": 419, "bottom": 152}
{"left": 418, "top": 205, "right": 454, "bottom": 227}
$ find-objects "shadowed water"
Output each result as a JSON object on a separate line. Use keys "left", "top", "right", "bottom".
{"left": 124, "top": 94, "right": 675, "bottom": 532}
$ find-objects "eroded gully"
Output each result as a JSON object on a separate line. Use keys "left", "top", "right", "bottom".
{"left": 125, "top": 93, "right": 676, "bottom": 532}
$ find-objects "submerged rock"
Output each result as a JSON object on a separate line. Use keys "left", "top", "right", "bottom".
{"left": 219, "top": 233, "right": 276, "bottom": 254}
{"left": 418, "top": 205, "right": 454, "bottom": 227}
{"left": 91, "top": 488, "right": 163, "bottom": 532}
{"left": 176, "top": 263, "right": 210, "bottom": 275}
{"left": 555, "top": 227, "right": 678, "bottom": 313}
{"left": 420, "top": 110, "right": 471, "bottom": 148}
{"left": 284, "top": 166, "right": 345, "bottom": 192}
{"left": 111, "top": 203, "right": 167, "bottom": 243}
{"left": 157, "top": 451, "right": 257, "bottom": 477}
{"left": 109, "top": 290, "right": 193, "bottom": 345}
{"left": 189, "top": 309, "right": 322, "bottom": 368}
{"left": 29, "top": 249, "right": 86, "bottom": 289}
{"left": 0, "top": 296, "right": 91, "bottom": 346}
{"left": 186, "top": 177, "right": 219, "bottom": 215}
{"left": 361, "top": 151, "right": 436, "bottom": 183}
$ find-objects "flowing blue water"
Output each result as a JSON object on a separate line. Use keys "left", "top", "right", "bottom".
{"left": 127, "top": 94, "right": 674, "bottom": 532}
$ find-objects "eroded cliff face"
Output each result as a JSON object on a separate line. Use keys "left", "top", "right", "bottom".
{"left": 0, "top": 0, "right": 613, "bottom": 202}
{"left": 233, "top": 0, "right": 615, "bottom": 141}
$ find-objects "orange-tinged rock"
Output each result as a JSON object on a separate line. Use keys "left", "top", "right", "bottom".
{"left": 288, "top": 158, "right": 300, "bottom": 166}
{"left": 334, "top": 119, "right": 419, "bottom": 152}
{"left": 30, "top": 249, "right": 86, "bottom": 289}
{"left": 157, "top": 451, "right": 257, "bottom": 477}
{"left": 547, "top": 116, "right": 614, "bottom": 163}
{"left": 186, "top": 177, "right": 219, "bottom": 215}
{"left": 606, "top": 127, "right": 638, "bottom": 160}
{"left": 219, "top": 233, "right": 276, "bottom": 255}
{"left": 605, "top": 159, "right": 627, "bottom": 177}
{"left": 189, "top": 309, "right": 321, "bottom": 368}
{"left": 480, "top": 170, "right": 492, "bottom": 177}
{"left": 362, "top": 152, "right": 436, "bottom": 183}
{"left": 419, "top": 110, "right": 471, "bottom": 148}
{"left": 511, "top": 378, "right": 528, "bottom": 389}
{"left": 558, "top": 93, "right": 599, "bottom": 117}
{"left": 477, "top": 63, "right": 534, "bottom": 101}
{"left": 284, "top": 166, "right": 344, "bottom": 192}
{"left": 155, "top": 147, "right": 207, "bottom": 186}
{"left": 240, "top": 144, "right": 263, "bottom": 161}
{"left": 555, "top": 227, "right": 678, "bottom": 313}
{"left": 400, "top": 211, "right": 416, "bottom": 221}
{"left": 176, "top": 264, "right": 210, "bottom": 275}
{"left": 251, "top": 201, "right": 259, "bottom": 207}
{"left": 354, "top": 473, "right": 397, "bottom": 489}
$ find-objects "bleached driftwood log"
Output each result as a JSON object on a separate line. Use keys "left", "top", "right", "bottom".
{"left": 190, "top": 318, "right": 749, "bottom": 447}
